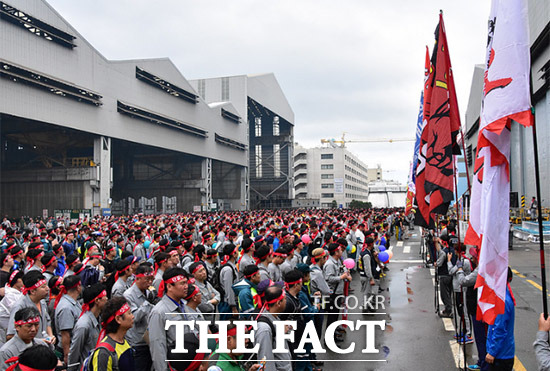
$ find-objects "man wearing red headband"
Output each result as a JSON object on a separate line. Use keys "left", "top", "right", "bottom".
{"left": 152, "top": 253, "right": 172, "bottom": 292}
{"left": 40, "top": 253, "right": 57, "bottom": 282}
{"left": 88, "top": 297, "right": 134, "bottom": 371}
{"left": 233, "top": 265, "right": 261, "bottom": 319}
{"left": 54, "top": 275, "right": 82, "bottom": 365}
{"left": 0, "top": 271, "right": 24, "bottom": 343}
{"left": 123, "top": 265, "right": 156, "bottom": 371}
{"left": 255, "top": 286, "right": 291, "bottom": 371}
{"left": 218, "top": 244, "right": 239, "bottom": 321}
{"left": 7, "top": 271, "right": 54, "bottom": 345}
{"left": 111, "top": 260, "right": 132, "bottom": 298}
{"left": 268, "top": 248, "right": 286, "bottom": 282}
{"left": 67, "top": 284, "right": 107, "bottom": 371}
{"left": 323, "top": 243, "right": 351, "bottom": 339}
{"left": 254, "top": 245, "right": 272, "bottom": 282}
{"left": 148, "top": 268, "right": 189, "bottom": 371}
{"left": 0, "top": 307, "right": 48, "bottom": 368}
{"left": 189, "top": 262, "right": 219, "bottom": 322}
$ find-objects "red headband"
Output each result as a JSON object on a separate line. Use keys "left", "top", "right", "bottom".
{"left": 74, "top": 264, "right": 85, "bottom": 275}
{"left": 5, "top": 357, "right": 56, "bottom": 371}
{"left": 80, "top": 290, "right": 107, "bottom": 318}
{"left": 192, "top": 264, "right": 204, "bottom": 274}
{"left": 245, "top": 269, "right": 259, "bottom": 278}
{"left": 103, "top": 302, "right": 130, "bottom": 327}
{"left": 285, "top": 278, "right": 302, "bottom": 290}
{"left": 272, "top": 252, "right": 287, "bottom": 258}
{"left": 311, "top": 250, "right": 327, "bottom": 264}
{"left": 14, "top": 316, "right": 40, "bottom": 326}
{"left": 2, "top": 254, "right": 10, "bottom": 266}
{"left": 7, "top": 270, "right": 19, "bottom": 287}
{"left": 158, "top": 274, "right": 186, "bottom": 298}
{"left": 265, "top": 290, "right": 286, "bottom": 305}
{"left": 54, "top": 279, "right": 81, "bottom": 309}
{"left": 22, "top": 279, "right": 46, "bottom": 295}
{"left": 183, "top": 285, "right": 200, "bottom": 300}
{"left": 134, "top": 271, "right": 154, "bottom": 279}
{"left": 221, "top": 246, "right": 238, "bottom": 265}
{"left": 227, "top": 327, "right": 238, "bottom": 337}
{"left": 41, "top": 256, "right": 56, "bottom": 272}
{"left": 115, "top": 264, "right": 131, "bottom": 282}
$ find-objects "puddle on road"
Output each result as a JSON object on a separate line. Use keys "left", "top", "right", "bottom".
{"left": 386, "top": 265, "right": 420, "bottom": 308}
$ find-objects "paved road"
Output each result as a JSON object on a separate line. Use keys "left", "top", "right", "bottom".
{"left": 317, "top": 228, "right": 542, "bottom": 370}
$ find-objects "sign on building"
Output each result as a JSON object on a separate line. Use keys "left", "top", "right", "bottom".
{"left": 334, "top": 178, "right": 344, "bottom": 194}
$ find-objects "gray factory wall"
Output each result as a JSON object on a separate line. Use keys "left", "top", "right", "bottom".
{"left": 1, "top": 180, "right": 88, "bottom": 218}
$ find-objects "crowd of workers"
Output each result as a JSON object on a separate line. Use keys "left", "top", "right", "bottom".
{"left": 0, "top": 209, "right": 408, "bottom": 371}
{"left": 0, "top": 208, "right": 547, "bottom": 371}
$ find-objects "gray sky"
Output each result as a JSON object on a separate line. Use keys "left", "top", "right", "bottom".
{"left": 48, "top": 0, "right": 491, "bottom": 185}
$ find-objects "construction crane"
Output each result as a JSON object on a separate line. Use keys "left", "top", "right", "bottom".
{"left": 320, "top": 132, "right": 415, "bottom": 148}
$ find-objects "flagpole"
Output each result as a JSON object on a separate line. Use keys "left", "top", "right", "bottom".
{"left": 530, "top": 107, "right": 548, "bottom": 318}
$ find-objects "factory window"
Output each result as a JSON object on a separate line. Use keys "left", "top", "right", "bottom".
{"left": 321, "top": 154, "right": 333, "bottom": 160}
{"left": 321, "top": 174, "right": 334, "bottom": 179}
{"left": 321, "top": 164, "right": 334, "bottom": 170}
{"left": 255, "top": 145, "right": 262, "bottom": 178}
{"left": 0, "top": 2, "right": 76, "bottom": 48}
{"left": 221, "top": 77, "right": 230, "bottom": 100}
{"left": 255, "top": 117, "right": 262, "bottom": 137}
{"left": 273, "top": 144, "right": 281, "bottom": 178}
{"left": 321, "top": 193, "right": 334, "bottom": 198}
{"left": 273, "top": 116, "right": 280, "bottom": 136}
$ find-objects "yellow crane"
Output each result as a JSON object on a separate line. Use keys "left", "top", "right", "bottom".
{"left": 320, "top": 132, "right": 415, "bottom": 148}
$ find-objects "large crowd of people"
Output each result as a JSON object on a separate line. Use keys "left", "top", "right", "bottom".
{"left": 0, "top": 209, "right": 408, "bottom": 371}
{"left": 0, "top": 209, "right": 547, "bottom": 371}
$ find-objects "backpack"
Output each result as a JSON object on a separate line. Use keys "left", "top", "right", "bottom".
{"left": 80, "top": 341, "right": 117, "bottom": 371}
{"left": 212, "top": 264, "right": 237, "bottom": 302}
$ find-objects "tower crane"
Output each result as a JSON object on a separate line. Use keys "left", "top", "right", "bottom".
{"left": 320, "top": 132, "right": 415, "bottom": 148}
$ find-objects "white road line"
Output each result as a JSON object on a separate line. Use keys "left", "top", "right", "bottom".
{"left": 389, "top": 259, "right": 424, "bottom": 263}
{"left": 430, "top": 268, "right": 435, "bottom": 276}
{"left": 442, "top": 317, "right": 455, "bottom": 332}
{"left": 449, "top": 340, "right": 465, "bottom": 369}
{"left": 403, "top": 246, "right": 411, "bottom": 254}
{"left": 397, "top": 241, "right": 404, "bottom": 247}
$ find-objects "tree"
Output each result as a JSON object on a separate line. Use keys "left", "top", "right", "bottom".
{"left": 331, "top": 200, "right": 338, "bottom": 209}
{"left": 349, "top": 200, "right": 372, "bottom": 210}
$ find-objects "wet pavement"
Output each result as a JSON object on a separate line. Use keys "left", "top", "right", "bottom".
{"left": 319, "top": 229, "right": 459, "bottom": 370}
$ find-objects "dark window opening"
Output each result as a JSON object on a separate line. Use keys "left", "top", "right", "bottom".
{"left": 221, "top": 108, "right": 241, "bottom": 124}
{"left": 135, "top": 66, "right": 198, "bottom": 104}
{"left": 117, "top": 100, "right": 207, "bottom": 138}
{"left": 214, "top": 133, "right": 246, "bottom": 151}
{"left": 0, "top": 60, "right": 101, "bottom": 106}
{"left": 0, "top": 2, "right": 76, "bottom": 48}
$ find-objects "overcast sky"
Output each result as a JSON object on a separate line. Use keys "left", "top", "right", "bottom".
{"left": 47, "top": 0, "right": 491, "bottom": 185}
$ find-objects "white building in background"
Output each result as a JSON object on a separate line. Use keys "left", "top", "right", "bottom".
{"left": 367, "top": 180, "right": 407, "bottom": 208}
{"left": 294, "top": 144, "right": 369, "bottom": 208}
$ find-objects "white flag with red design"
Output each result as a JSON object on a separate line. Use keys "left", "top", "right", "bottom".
{"left": 464, "top": 0, "right": 533, "bottom": 325}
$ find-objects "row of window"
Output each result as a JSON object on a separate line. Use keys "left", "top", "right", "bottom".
{"left": 344, "top": 154, "right": 368, "bottom": 173}
{"left": 321, "top": 174, "right": 334, "bottom": 179}
{"left": 254, "top": 117, "right": 280, "bottom": 137}
{"left": 344, "top": 165, "right": 368, "bottom": 180}
{"left": 321, "top": 164, "right": 334, "bottom": 170}
{"left": 345, "top": 184, "right": 368, "bottom": 193}
{"left": 345, "top": 174, "right": 368, "bottom": 187}
{"left": 321, "top": 183, "right": 334, "bottom": 189}
{"left": 254, "top": 144, "right": 282, "bottom": 179}
{"left": 321, "top": 154, "right": 333, "bottom": 159}
{"left": 345, "top": 194, "right": 368, "bottom": 200}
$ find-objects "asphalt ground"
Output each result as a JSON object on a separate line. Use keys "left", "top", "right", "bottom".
{"left": 317, "top": 229, "right": 541, "bottom": 371}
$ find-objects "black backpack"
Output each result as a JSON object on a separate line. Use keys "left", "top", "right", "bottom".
{"left": 212, "top": 264, "right": 237, "bottom": 302}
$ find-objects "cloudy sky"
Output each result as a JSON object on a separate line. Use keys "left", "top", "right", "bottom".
{"left": 48, "top": 0, "right": 491, "bottom": 184}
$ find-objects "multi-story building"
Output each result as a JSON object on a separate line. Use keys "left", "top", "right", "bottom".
{"left": 294, "top": 144, "right": 369, "bottom": 208}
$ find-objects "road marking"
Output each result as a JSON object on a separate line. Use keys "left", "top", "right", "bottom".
{"left": 412, "top": 234, "right": 417, "bottom": 237}
{"left": 403, "top": 246, "right": 411, "bottom": 254}
{"left": 430, "top": 268, "right": 435, "bottom": 276}
{"left": 442, "top": 317, "right": 454, "bottom": 332}
{"left": 527, "top": 279, "right": 543, "bottom": 291}
{"left": 389, "top": 259, "right": 423, "bottom": 263}
{"left": 449, "top": 340, "right": 465, "bottom": 369}
{"left": 512, "top": 269, "right": 525, "bottom": 278}
{"left": 514, "top": 356, "right": 527, "bottom": 371}
{"left": 397, "top": 241, "right": 404, "bottom": 247}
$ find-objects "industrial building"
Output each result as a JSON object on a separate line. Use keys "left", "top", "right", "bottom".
{"left": 463, "top": 1, "right": 549, "bottom": 208}
{"left": 190, "top": 74, "right": 295, "bottom": 209}
{"left": 0, "top": 0, "right": 292, "bottom": 217}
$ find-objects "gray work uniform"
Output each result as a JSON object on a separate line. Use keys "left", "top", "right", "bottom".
{"left": 111, "top": 277, "right": 129, "bottom": 298}
{"left": 7, "top": 295, "right": 50, "bottom": 340}
{"left": 255, "top": 312, "right": 292, "bottom": 371}
{"left": 268, "top": 263, "right": 282, "bottom": 282}
{"left": 309, "top": 265, "right": 331, "bottom": 296}
{"left": 0, "top": 334, "right": 47, "bottom": 371}
{"left": 238, "top": 254, "right": 256, "bottom": 277}
{"left": 279, "top": 260, "right": 293, "bottom": 277}
{"left": 123, "top": 284, "right": 153, "bottom": 347}
{"left": 323, "top": 256, "right": 344, "bottom": 295}
{"left": 152, "top": 270, "right": 164, "bottom": 292}
{"left": 148, "top": 295, "right": 189, "bottom": 371}
{"left": 259, "top": 264, "right": 271, "bottom": 282}
{"left": 54, "top": 295, "right": 82, "bottom": 344}
{"left": 195, "top": 280, "right": 220, "bottom": 322}
{"left": 67, "top": 310, "right": 101, "bottom": 371}
{"left": 220, "top": 262, "right": 238, "bottom": 307}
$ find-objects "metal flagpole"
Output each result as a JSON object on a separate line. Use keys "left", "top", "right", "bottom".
{"left": 529, "top": 106, "right": 548, "bottom": 318}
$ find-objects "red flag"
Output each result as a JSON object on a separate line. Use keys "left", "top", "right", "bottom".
{"left": 415, "top": 13, "right": 461, "bottom": 228}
